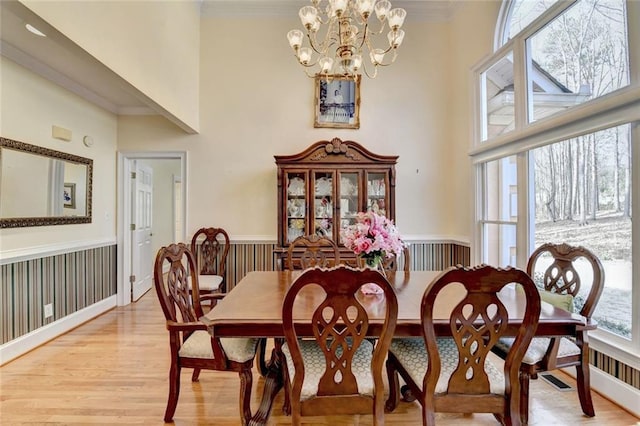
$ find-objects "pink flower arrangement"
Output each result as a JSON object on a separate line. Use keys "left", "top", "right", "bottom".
{"left": 340, "top": 211, "right": 405, "bottom": 269}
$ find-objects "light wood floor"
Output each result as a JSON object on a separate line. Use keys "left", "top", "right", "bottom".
{"left": 1, "top": 290, "right": 638, "bottom": 426}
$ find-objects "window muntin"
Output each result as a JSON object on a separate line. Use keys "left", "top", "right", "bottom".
{"left": 482, "top": 52, "right": 515, "bottom": 141}
{"left": 485, "top": 156, "right": 518, "bottom": 221}
{"left": 480, "top": 156, "right": 519, "bottom": 267}
{"left": 482, "top": 222, "right": 518, "bottom": 267}
{"left": 527, "top": 0, "right": 629, "bottom": 123}
{"left": 532, "top": 124, "right": 632, "bottom": 338}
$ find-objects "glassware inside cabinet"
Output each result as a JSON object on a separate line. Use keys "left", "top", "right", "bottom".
{"left": 366, "top": 172, "right": 387, "bottom": 216}
{"left": 286, "top": 172, "right": 306, "bottom": 243}
{"left": 313, "top": 171, "right": 333, "bottom": 237}
{"left": 339, "top": 172, "right": 359, "bottom": 231}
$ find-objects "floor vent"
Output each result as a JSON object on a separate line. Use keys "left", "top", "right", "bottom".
{"left": 540, "top": 373, "right": 572, "bottom": 391}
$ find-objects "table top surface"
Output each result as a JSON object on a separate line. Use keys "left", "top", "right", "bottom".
{"left": 201, "top": 270, "right": 585, "bottom": 337}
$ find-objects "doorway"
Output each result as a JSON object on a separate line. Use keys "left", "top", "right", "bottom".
{"left": 116, "top": 151, "right": 187, "bottom": 306}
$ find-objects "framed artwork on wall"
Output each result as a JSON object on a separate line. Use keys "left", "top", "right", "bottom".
{"left": 63, "top": 182, "right": 76, "bottom": 209}
{"left": 314, "top": 74, "right": 361, "bottom": 129}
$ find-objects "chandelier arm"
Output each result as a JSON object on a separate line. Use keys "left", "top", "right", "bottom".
{"left": 299, "top": 58, "right": 320, "bottom": 68}
{"left": 374, "top": 49, "right": 399, "bottom": 67}
{"left": 356, "top": 21, "right": 370, "bottom": 51}
{"left": 380, "top": 44, "right": 396, "bottom": 55}
{"left": 306, "top": 33, "right": 326, "bottom": 55}
{"left": 360, "top": 60, "right": 379, "bottom": 79}
{"left": 368, "top": 19, "right": 387, "bottom": 36}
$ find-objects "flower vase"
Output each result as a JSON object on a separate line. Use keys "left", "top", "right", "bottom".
{"left": 364, "top": 255, "right": 387, "bottom": 277}
{"left": 360, "top": 256, "right": 386, "bottom": 295}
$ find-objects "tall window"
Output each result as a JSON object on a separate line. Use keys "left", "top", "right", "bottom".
{"left": 474, "top": 0, "right": 638, "bottom": 354}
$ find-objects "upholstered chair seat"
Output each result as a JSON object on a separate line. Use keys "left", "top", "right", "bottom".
{"left": 282, "top": 339, "right": 376, "bottom": 400}
{"left": 389, "top": 337, "right": 506, "bottom": 395}
{"left": 496, "top": 336, "right": 581, "bottom": 365}
{"left": 187, "top": 274, "right": 223, "bottom": 292}
{"left": 179, "top": 330, "right": 259, "bottom": 363}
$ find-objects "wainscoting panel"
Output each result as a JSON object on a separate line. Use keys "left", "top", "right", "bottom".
{"left": 591, "top": 348, "right": 640, "bottom": 390}
{"left": 0, "top": 244, "right": 116, "bottom": 345}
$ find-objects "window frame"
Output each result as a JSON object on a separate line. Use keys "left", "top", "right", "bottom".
{"left": 472, "top": 0, "right": 640, "bottom": 362}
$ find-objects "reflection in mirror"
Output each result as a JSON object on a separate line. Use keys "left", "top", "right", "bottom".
{"left": 1, "top": 137, "right": 92, "bottom": 227}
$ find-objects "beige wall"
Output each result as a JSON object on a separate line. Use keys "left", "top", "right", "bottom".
{"left": 0, "top": 57, "right": 117, "bottom": 252}
{"left": 118, "top": 16, "right": 464, "bottom": 241}
{"left": 2, "top": 2, "right": 502, "bottom": 250}
{"left": 447, "top": 1, "right": 502, "bottom": 245}
{"left": 20, "top": 0, "right": 201, "bottom": 131}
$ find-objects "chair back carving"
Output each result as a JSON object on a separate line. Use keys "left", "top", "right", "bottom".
{"left": 190, "top": 227, "right": 230, "bottom": 289}
{"left": 527, "top": 242, "right": 604, "bottom": 319}
{"left": 421, "top": 265, "right": 541, "bottom": 424}
{"left": 154, "top": 243, "right": 203, "bottom": 325}
{"left": 282, "top": 266, "right": 398, "bottom": 422}
{"left": 286, "top": 234, "right": 340, "bottom": 270}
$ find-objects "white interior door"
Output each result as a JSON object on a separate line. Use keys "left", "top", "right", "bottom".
{"left": 131, "top": 161, "right": 153, "bottom": 301}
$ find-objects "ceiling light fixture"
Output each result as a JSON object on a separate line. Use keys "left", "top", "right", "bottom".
{"left": 25, "top": 23, "right": 46, "bottom": 37}
{"left": 287, "top": 0, "right": 406, "bottom": 79}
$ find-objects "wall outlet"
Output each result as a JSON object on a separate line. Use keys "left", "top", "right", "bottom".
{"left": 44, "top": 303, "right": 54, "bottom": 318}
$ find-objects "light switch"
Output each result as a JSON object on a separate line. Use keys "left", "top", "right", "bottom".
{"left": 52, "top": 125, "right": 72, "bottom": 141}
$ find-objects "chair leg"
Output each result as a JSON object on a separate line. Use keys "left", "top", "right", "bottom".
{"left": 519, "top": 371, "right": 530, "bottom": 425}
{"left": 164, "top": 363, "right": 181, "bottom": 422}
{"left": 423, "top": 404, "right": 436, "bottom": 426}
{"left": 576, "top": 363, "right": 595, "bottom": 417}
{"left": 385, "top": 358, "right": 400, "bottom": 412}
{"left": 238, "top": 368, "right": 253, "bottom": 426}
{"left": 256, "top": 338, "right": 268, "bottom": 377}
{"left": 191, "top": 367, "right": 201, "bottom": 382}
{"left": 282, "top": 370, "right": 292, "bottom": 415}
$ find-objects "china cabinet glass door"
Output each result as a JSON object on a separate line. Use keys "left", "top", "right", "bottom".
{"left": 312, "top": 171, "right": 334, "bottom": 240}
{"left": 366, "top": 172, "right": 387, "bottom": 216}
{"left": 286, "top": 171, "right": 307, "bottom": 243}
{"left": 338, "top": 171, "right": 360, "bottom": 244}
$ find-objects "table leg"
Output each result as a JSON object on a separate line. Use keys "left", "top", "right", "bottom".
{"left": 249, "top": 339, "right": 284, "bottom": 426}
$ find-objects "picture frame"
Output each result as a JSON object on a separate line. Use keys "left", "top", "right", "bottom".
{"left": 63, "top": 182, "right": 76, "bottom": 209}
{"left": 314, "top": 74, "right": 361, "bottom": 129}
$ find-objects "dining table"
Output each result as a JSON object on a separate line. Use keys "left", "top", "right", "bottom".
{"left": 200, "top": 269, "right": 590, "bottom": 426}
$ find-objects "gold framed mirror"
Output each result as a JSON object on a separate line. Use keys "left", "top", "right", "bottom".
{"left": 0, "top": 137, "right": 93, "bottom": 227}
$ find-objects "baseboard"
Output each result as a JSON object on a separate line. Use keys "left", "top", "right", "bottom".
{"left": 0, "top": 295, "right": 117, "bottom": 366}
{"left": 561, "top": 366, "right": 640, "bottom": 417}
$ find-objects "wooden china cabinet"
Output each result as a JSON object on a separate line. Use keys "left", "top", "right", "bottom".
{"left": 275, "top": 138, "right": 398, "bottom": 267}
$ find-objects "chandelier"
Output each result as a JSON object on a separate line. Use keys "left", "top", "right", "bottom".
{"left": 286, "top": 0, "right": 407, "bottom": 79}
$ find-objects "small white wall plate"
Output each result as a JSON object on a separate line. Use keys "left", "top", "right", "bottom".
{"left": 83, "top": 136, "right": 94, "bottom": 147}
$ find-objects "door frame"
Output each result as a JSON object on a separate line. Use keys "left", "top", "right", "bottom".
{"left": 116, "top": 151, "right": 188, "bottom": 306}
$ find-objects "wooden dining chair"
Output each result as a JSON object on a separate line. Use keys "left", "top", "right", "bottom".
{"left": 385, "top": 264, "right": 541, "bottom": 426}
{"left": 190, "top": 227, "right": 230, "bottom": 297}
{"left": 281, "top": 266, "right": 398, "bottom": 425}
{"left": 257, "top": 234, "right": 342, "bottom": 376}
{"left": 491, "top": 242, "right": 605, "bottom": 424}
{"left": 154, "top": 243, "right": 259, "bottom": 425}
{"left": 285, "top": 234, "right": 340, "bottom": 270}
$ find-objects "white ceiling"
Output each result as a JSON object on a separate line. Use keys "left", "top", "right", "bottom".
{"left": 0, "top": 0, "right": 454, "bottom": 129}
